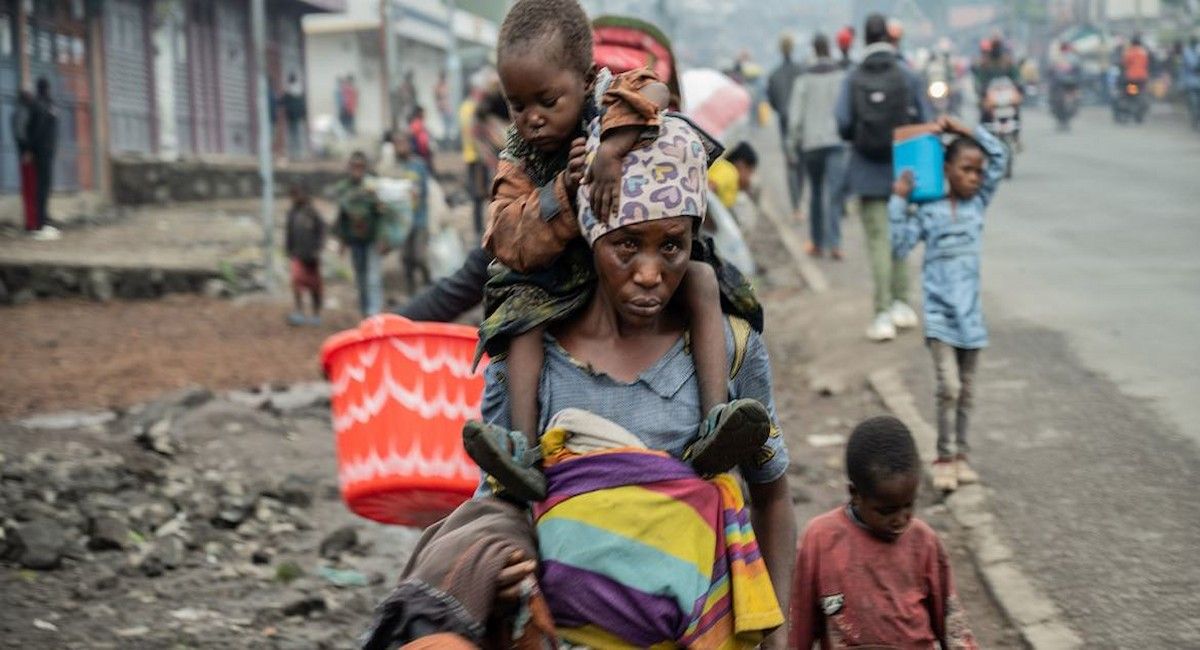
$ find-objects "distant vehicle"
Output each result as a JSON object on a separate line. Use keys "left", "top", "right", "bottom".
{"left": 982, "top": 77, "right": 1020, "bottom": 178}
{"left": 1112, "top": 80, "right": 1148, "bottom": 124}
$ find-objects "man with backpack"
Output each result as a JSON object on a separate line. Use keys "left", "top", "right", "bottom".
{"left": 835, "top": 13, "right": 932, "bottom": 342}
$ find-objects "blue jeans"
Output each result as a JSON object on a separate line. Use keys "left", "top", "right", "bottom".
{"left": 804, "top": 145, "right": 846, "bottom": 251}
{"left": 348, "top": 241, "right": 383, "bottom": 316}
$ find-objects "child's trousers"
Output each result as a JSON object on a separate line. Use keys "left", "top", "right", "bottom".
{"left": 928, "top": 339, "right": 981, "bottom": 459}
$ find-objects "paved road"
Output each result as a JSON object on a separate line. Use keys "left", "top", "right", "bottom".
{"left": 903, "top": 107, "right": 1200, "bottom": 647}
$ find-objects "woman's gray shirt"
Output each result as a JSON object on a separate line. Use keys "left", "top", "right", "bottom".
{"left": 478, "top": 320, "right": 790, "bottom": 493}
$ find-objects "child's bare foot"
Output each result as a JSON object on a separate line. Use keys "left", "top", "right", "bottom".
{"left": 463, "top": 420, "right": 546, "bottom": 501}
{"left": 830, "top": 248, "right": 844, "bottom": 261}
{"left": 685, "top": 399, "right": 771, "bottom": 477}
{"left": 804, "top": 241, "right": 822, "bottom": 257}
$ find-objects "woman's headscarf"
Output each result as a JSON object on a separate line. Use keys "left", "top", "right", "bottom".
{"left": 578, "top": 115, "right": 708, "bottom": 247}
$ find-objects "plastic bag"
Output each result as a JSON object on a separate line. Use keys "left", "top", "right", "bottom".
{"left": 375, "top": 177, "right": 414, "bottom": 248}
{"left": 427, "top": 227, "right": 466, "bottom": 281}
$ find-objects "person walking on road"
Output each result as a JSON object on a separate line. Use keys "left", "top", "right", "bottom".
{"left": 767, "top": 34, "right": 805, "bottom": 220}
{"left": 787, "top": 32, "right": 848, "bottom": 259}
{"left": 333, "top": 151, "right": 391, "bottom": 316}
{"left": 284, "top": 182, "right": 326, "bottom": 326}
{"left": 25, "top": 78, "right": 60, "bottom": 241}
{"left": 889, "top": 116, "right": 1008, "bottom": 492}
{"left": 11, "top": 89, "right": 41, "bottom": 237}
{"left": 281, "top": 72, "right": 307, "bottom": 160}
{"left": 789, "top": 416, "right": 979, "bottom": 649}
{"left": 835, "top": 13, "right": 931, "bottom": 342}
{"left": 835, "top": 26, "right": 855, "bottom": 69}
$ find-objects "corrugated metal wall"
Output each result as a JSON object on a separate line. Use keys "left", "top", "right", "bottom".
{"left": 0, "top": 2, "right": 20, "bottom": 193}
{"left": 28, "top": 0, "right": 94, "bottom": 191}
{"left": 104, "top": 0, "right": 153, "bottom": 154}
{"left": 188, "top": 0, "right": 221, "bottom": 155}
{"left": 215, "top": 0, "right": 251, "bottom": 156}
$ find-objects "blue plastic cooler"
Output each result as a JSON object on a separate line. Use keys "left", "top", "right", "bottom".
{"left": 893, "top": 133, "right": 945, "bottom": 202}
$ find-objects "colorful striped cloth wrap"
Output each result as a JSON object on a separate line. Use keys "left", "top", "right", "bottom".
{"left": 532, "top": 408, "right": 783, "bottom": 649}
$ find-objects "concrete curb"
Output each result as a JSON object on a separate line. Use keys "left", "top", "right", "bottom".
{"left": 758, "top": 202, "right": 829, "bottom": 293}
{"left": 867, "top": 368, "right": 1083, "bottom": 650}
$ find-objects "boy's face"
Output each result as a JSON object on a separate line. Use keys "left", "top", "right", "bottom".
{"left": 945, "top": 147, "right": 985, "bottom": 199}
{"left": 733, "top": 161, "right": 756, "bottom": 192}
{"left": 393, "top": 134, "right": 413, "bottom": 158}
{"left": 289, "top": 187, "right": 308, "bottom": 204}
{"left": 499, "top": 44, "right": 592, "bottom": 154}
{"left": 348, "top": 157, "right": 367, "bottom": 182}
{"left": 850, "top": 472, "right": 919, "bottom": 542}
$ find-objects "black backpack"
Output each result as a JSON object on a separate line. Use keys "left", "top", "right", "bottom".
{"left": 850, "top": 52, "right": 913, "bottom": 162}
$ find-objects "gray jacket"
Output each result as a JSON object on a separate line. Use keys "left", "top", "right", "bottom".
{"left": 786, "top": 58, "right": 845, "bottom": 154}
{"left": 835, "top": 42, "right": 932, "bottom": 199}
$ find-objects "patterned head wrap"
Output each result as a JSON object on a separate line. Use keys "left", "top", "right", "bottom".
{"left": 578, "top": 115, "right": 707, "bottom": 247}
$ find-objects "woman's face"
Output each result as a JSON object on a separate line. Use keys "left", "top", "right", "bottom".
{"left": 593, "top": 217, "right": 693, "bottom": 327}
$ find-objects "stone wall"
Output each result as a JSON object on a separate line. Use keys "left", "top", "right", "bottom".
{"left": 111, "top": 158, "right": 345, "bottom": 206}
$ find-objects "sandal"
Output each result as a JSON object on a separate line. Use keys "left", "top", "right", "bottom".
{"left": 685, "top": 399, "right": 771, "bottom": 477}
{"left": 462, "top": 420, "right": 546, "bottom": 501}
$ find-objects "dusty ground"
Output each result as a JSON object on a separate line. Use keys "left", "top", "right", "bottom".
{"left": 0, "top": 294, "right": 360, "bottom": 419}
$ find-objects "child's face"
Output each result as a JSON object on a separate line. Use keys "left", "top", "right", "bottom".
{"left": 348, "top": 157, "right": 367, "bottom": 182}
{"left": 733, "top": 161, "right": 756, "bottom": 192}
{"left": 945, "top": 147, "right": 985, "bottom": 199}
{"left": 392, "top": 134, "right": 412, "bottom": 158}
{"left": 290, "top": 187, "right": 309, "bottom": 204}
{"left": 850, "top": 472, "right": 919, "bottom": 542}
{"left": 499, "top": 48, "right": 591, "bottom": 154}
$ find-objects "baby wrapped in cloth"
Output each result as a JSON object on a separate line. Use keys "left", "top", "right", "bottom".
{"left": 536, "top": 409, "right": 783, "bottom": 649}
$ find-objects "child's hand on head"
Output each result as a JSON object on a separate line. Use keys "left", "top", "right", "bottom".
{"left": 893, "top": 170, "right": 915, "bottom": 198}
{"left": 564, "top": 137, "right": 587, "bottom": 194}
{"left": 936, "top": 115, "right": 970, "bottom": 137}
{"left": 587, "top": 139, "right": 625, "bottom": 219}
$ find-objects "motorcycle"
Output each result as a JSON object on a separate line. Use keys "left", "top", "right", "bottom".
{"left": 1112, "top": 79, "right": 1148, "bottom": 124}
{"left": 1048, "top": 59, "right": 1082, "bottom": 131}
{"left": 1050, "top": 84, "right": 1081, "bottom": 131}
{"left": 928, "top": 79, "right": 953, "bottom": 116}
{"left": 981, "top": 77, "right": 1020, "bottom": 178}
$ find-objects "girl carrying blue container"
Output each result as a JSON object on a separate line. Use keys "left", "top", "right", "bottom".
{"left": 889, "top": 115, "right": 1007, "bottom": 493}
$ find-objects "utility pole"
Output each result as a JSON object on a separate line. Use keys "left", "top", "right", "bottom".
{"left": 381, "top": 0, "right": 397, "bottom": 132}
{"left": 445, "top": 0, "right": 463, "bottom": 143}
{"left": 251, "top": 0, "right": 276, "bottom": 292}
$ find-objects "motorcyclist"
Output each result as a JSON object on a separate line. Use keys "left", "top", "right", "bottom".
{"left": 973, "top": 37, "right": 1021, "bottom": 122}
{"left": 1122, "top": 34, "right": 1151, "bottom": 88}
{"left": 1049, "top": 42, "right": 1083, "bottom": 129}
{"left": 924, "top": 38, "right": 958, "bottom": 115}
{"left": 1183, "top": 36, "right": 1200, "bottom": 128}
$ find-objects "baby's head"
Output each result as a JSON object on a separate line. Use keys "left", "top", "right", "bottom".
{"left": 944, "top": 136, "right": 986, "bottom": 200}
{"left": 846, "top": 416, "right": 920, "bottom": 542}
{"left": 496, "top": 0, "right": 595, "bottom": 154}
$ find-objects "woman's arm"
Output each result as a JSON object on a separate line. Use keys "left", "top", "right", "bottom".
{"left": 750, "top": 478, "right": 797, "bottom": 649}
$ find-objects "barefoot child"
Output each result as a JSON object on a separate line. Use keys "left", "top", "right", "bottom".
{"left": 789, "top": 416, "right": 978, "bottom": 649}
{"left": 890, "top": 116, "right": 1007, "bottom": 492}
{"left": 464, "top": 0, "right": 769, "bottom": 501}
{"left": 284, "top": 182, "right": 326, "bottom": 326}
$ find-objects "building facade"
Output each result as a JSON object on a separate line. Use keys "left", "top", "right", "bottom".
{"left": 303, "top": 0, "right": 498, "bottom": 144}
{"left": 0, "top": 0, "right": 343, "bottom": 204}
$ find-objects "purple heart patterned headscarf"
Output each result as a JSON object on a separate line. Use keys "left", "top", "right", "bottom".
{"left": 578, "top": 115, "right": 708, "bottom": 247}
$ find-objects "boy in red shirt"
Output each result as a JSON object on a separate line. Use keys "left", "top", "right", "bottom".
{"left": 789, "top": 416, "right": 977, "bottom": 649}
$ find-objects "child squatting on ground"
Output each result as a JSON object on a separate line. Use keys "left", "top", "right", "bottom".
{"left": 460, "top": 0, "right": 771, "bottom": 501}
{"left": 789, "top": 416, "right": 978, "bottom": 649}
{"left": 890, "top": 116, "right": 1007, "bottom": 492}
{"left": 284, "top": 182, "right": 326, "bottom": 326}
